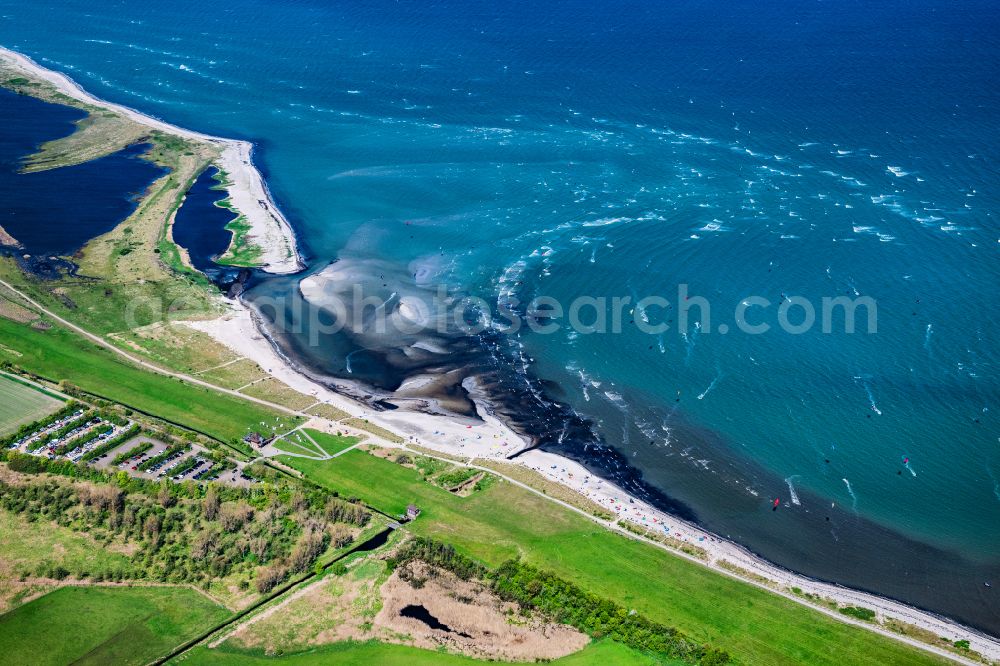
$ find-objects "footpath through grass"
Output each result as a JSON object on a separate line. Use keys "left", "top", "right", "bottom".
{"left": 0, "top": 317, "right": 300, "bottom": 443}
{"left": 278, "top": 448, "right": 948, "bottom": 666}
{"left": 0, "top": 373, "right": 64, "bottom": 436}
{"left": 0, "top": 586, "right": 230, "bottom": 666}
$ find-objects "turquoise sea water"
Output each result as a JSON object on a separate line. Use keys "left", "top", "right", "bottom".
{"left": 1, "top": 0, "right": 997, "bottom": 629}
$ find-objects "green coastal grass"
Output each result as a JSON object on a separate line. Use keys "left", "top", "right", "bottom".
{"left": 302, "top": 429, "right": 359, "bottom": 456}
{"left": 0, "top": 373, "right": 64, "bottom": 436}
{"left": 216, "top": 213, "right": 263, "bottom": 267}
{"left": 272, "top": 437, "right": 319, "bottom": 458}
{"left": 278, "top": 449, "right": 947, "bottom": 666}
{"left": 182, "top": 638, "right": 677, "bottom": 666}
{"left": 0, "top": 509, "right": 131, "bottom": 579}
{"left": 0, "top": 586, "right": 230, "bottom": 666}
{"left": 211, "top": 170, "right": 263, "bottom": 268}
{"left": 0, "top": 317, "right": 300, "bottom": 443}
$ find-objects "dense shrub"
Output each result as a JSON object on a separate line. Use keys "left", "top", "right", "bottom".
{"left": 255, "top": 564, "right": 286, "bottom": 593}
{"left": 0, "top": 457, "right": 370, "bottom": 592}
{"left": 839, "top": 606, "right": 877, "bottom": 621}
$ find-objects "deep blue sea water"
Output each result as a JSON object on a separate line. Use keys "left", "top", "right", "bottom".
{"left": 2, "top": 0, "right": 998, "bottom": 629}
{"left": 0, "top": 87, "right": 163, "bottom": 256}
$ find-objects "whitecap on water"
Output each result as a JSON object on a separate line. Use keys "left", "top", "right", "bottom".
{"left": 785, "top": 476, "right": 802, "bottom": 506}
{"left": 582, "top": 216, "right": 631, "bottom": 227}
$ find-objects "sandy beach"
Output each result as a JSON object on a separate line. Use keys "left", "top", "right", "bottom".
{"left": 183, "top": 304, "right": 529, "bottom": 457}
{"left": 2, "top": 43, "right": 998, "bottom": 664}
{"left": 0, "top": 46, "right": 302, "bottom": 274}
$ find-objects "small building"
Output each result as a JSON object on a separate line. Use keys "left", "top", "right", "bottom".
{"left": 405, "top": 504, "right": 421, "bottom": 520}
{"left": 243, "top": 432, "right": 267, "bottom": 448}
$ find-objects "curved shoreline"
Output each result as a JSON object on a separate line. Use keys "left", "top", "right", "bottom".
{"left": 187, "top": 301, "right": 1000, "bottom": 663}
{"left": 0, "top": 45, "right": 303, "bottom": 275}
{"left": 0, "top": 45, "right": 997, "bottom": 663}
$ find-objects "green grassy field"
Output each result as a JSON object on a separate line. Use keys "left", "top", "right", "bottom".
{"left": 277, "top": 449, "right": 947, "bottom": 666}
{"left": 183, "top": 638, "right": 678, "bottom": 666}
{"left": 272, "top": 437, "right": 318, "bottom": 458}
{"left": 0, "top": 510, "right": 131, "bottom": 578}
{"left": 0, "top": 374, "right": 64, "bottom": 437}
{"left": 0, "top": 509, "right": 134, "bottom": 612}
{"left": 0, "top": 586, "right": 230, "bottom": 666}
{"left": 303, "top": 429, "right": 359, "bottom": 456}
{"left": 0, "top": 317, "right": 301, "bottom": 443}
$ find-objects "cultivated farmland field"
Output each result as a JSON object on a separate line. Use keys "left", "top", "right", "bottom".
{"left": 0, "top": 374, "right": 63, "bottom": 437}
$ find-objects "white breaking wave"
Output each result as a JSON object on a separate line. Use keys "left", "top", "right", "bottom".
{"left": 582, "top": 216, "right": 631, "bottom": 227}
{"left": 344, "top": 348, "right": 365, "bottom": 374}
{"left": 865, "top": 386, "right": 882, "bottom": 415}
{"left": 604, "top": 390, "right": 628, "bottom": 412}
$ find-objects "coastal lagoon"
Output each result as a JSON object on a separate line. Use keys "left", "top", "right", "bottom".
{"left": 172, "top": 167, "right": 235, "bottom": 274}
{"left": 1, "top": 0, "right": 997, "bottom": 632}
{"left": 0, "top": 87, "right": 163, "bottom": 257}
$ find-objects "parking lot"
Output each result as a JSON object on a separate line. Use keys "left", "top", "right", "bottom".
{"left": 9, "top": 412, "right": 126, "bottom": 462}
{"left": 90, "top": 436, "right": 256, "bottom": 487}
{"left": 7, "top": 409, "right": 255, "bottom": 488}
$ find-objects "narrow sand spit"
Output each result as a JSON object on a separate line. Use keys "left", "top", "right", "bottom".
{"left": 0, "top": 46, "right": 302, "bottom": 274}
{"left": 0, "top": 224, "right": 21, "bottom": 248}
